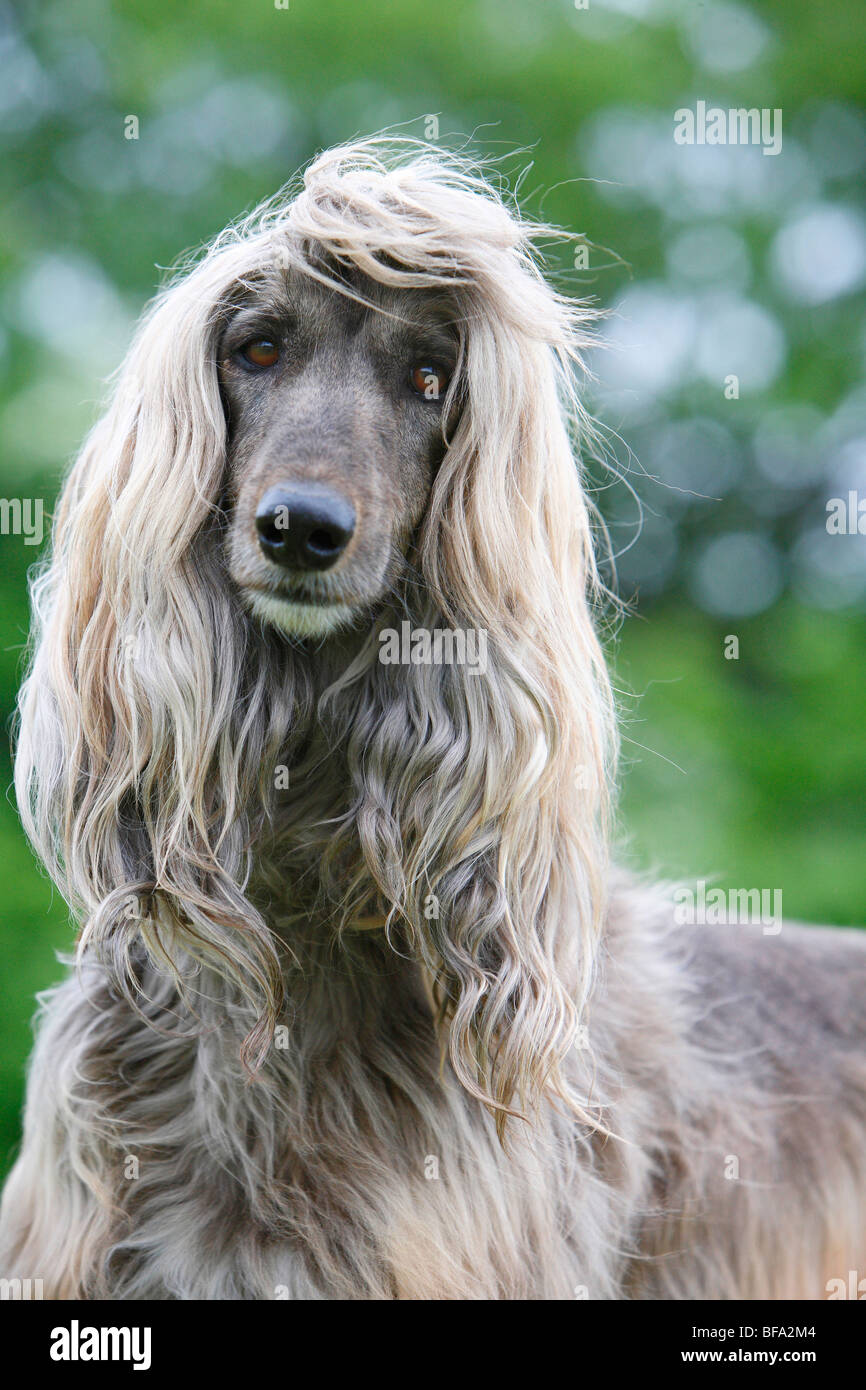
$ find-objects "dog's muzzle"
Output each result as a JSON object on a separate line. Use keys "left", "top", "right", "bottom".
{"left": 255, "top": 484, "right": 356, "bottom": 572}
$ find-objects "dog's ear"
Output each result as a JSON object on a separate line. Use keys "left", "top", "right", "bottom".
{"left": 344, "top": 298, "right": 617, "bottom": 1135}
{"left": 15, "top": 258, "right": 284, "bottom": 1067}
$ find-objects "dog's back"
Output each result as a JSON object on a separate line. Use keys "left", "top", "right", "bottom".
{"left": 607, "top": 897, "right": 866, "bottom": 1299}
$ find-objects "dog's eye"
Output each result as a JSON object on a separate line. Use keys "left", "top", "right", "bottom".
{"left": 408, "top": 364, "right": 450, "bottom": 400}
{"left": 241, "top": 339, "right": 280, "bottom": 369}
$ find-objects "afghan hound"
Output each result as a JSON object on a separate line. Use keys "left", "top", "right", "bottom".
{"left": 2, "top": 138, "right": 865, "bottom": 1301}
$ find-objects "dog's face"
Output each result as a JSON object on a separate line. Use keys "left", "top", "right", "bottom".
{"left": 219, "top": 266, "right": 459, "bottom": 638}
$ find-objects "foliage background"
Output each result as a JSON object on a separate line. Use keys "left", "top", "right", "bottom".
{"left": 0, "top": 0, "right": 864, "bottom": 1179}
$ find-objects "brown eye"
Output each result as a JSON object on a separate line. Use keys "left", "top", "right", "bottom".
{"left": 242, "top": 339, "right": 279, "bottom": 368}
{"left": 409, "top": 364, "right": 450, "bottom": 399}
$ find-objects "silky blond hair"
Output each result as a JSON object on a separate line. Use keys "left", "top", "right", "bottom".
{"left": 16, "top": 139, "right": 616, "bottom": 1132}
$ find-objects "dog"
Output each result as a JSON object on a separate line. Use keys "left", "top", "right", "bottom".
{"left": 2, "top": 138, "right": 865, "bottom": 1300}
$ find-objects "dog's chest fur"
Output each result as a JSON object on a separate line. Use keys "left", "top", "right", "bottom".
{"left": 7, "top": 882, "right": 866, "bottom": 1299}
{"left": 42, "top": 941, "right": 627, "bottom": 1299}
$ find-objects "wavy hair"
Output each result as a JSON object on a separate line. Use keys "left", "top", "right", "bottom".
{"left": 15, "top": 137, "right": 617, "bottom": 1134}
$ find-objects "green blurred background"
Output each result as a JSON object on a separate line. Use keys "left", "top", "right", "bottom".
{"left": 1, "top": 0, "right": 864, "bottom": 1179}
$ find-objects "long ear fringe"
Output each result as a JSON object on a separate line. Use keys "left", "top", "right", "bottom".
{"left": 14, "top": 253, "right": 296, "bottom": 1072}
{"left": 327, "top": 372, "right": 615, "bottom": 1137}
{"left": 308, "top": 152, "right": 618, "bottom": 1136}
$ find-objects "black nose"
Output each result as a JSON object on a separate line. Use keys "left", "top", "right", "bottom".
{"left": 255, "top": 485, "right": 356, "bottom": 571}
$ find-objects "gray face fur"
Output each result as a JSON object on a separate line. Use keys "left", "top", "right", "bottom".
{"left": 219, "top": 268, "right": 459, "bottom": 638}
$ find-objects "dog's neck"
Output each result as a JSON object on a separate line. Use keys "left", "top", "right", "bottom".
{"left": 245, "top": 614, "right": 400, "bottom": 938}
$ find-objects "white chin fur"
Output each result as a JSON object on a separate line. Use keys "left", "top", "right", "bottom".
{"left": 246, "top": 590, "right": 356, "bottom": 638}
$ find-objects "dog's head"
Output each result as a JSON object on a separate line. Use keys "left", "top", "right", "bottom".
{"left": 17, "top": 140, "right": 616, "bottom": 1128}
{"left": 220, "top": 266, "right": 460, "bottom": 639}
